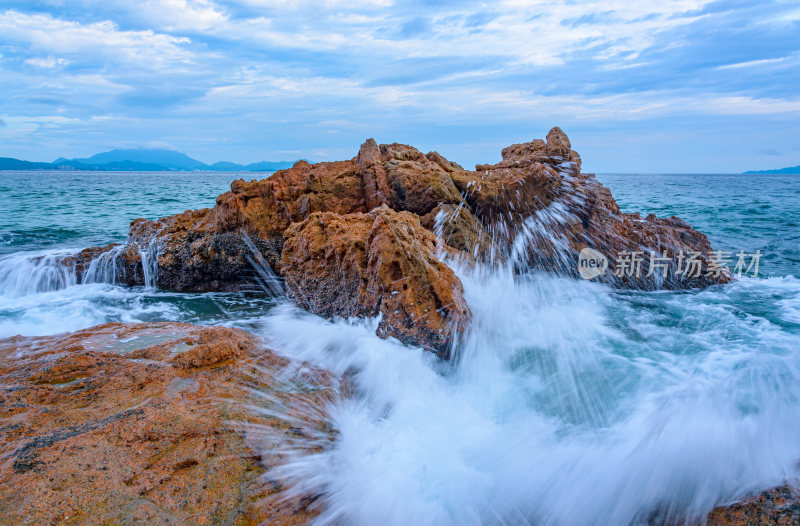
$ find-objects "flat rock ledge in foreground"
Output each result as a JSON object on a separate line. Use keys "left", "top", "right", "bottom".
{"left": 0, "top": 322, "right": 794, "bottom": 524}
{"left": 0, "top": 322, "right": 330, "bottom": 525}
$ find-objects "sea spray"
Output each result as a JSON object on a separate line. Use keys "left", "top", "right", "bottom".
{"left": 247, "top": 266, "right": 800, "bottom": 525}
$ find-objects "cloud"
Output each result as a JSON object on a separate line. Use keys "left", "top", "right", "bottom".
{"left": 0, "top": 10, "right": 193, "bottom": 67}
{"left": 24, "top": 56, "right": 69, "bottom": 68}
{"left": 1, "top": 0, "right": 799, "bottom": 171}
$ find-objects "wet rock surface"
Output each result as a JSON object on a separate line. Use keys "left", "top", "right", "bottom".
{"left": 707, "top": 486, "right": 800, "bottom": 525}
{"left": 0, "top": 322, "right": 327, "bottom": 525}
{"left": 281, "top": 206, "right": 470, "bottom": 355}
{"left": 73, "top": 128, "right": 730, "bottom": 349}
{"left": 117, "top": 208, "right": 282, "bottom": 292}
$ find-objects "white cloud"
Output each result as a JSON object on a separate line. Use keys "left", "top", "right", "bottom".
{"left": 716, "top": 57, "right": 788, "bottom": 70}
{"left": 133, "top": 0, "right": 229, "bottom": 31}
{"left": 0, "top": 10, "right": 193, "bottom": 68}
{"left": 24, "top": 56, "right": 69, "bottom": 68}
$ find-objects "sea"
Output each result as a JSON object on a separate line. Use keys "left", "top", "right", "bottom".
{"left": 1, "top": 170, "right": 799, "bottom": 525}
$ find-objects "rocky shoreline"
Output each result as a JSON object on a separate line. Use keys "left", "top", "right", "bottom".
{"left": 0, "top": 321, "right": 795, "bottom": 525}
{"left": 2, "top": 129, "right": 788, "bottom": 524}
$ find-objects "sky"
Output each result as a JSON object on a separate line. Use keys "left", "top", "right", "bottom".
{"left": 0, "top": 0, "right": 798, "bottom": 172}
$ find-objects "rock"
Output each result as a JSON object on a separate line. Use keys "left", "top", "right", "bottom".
{"left": 280, "top": 206, "right": 470, "bottom": 356}
{"left": 214, "top": 159, "right": 367, "bottom": 238}
{"left": 72, "top": 243, "right": 121, "bottom": 280}
{"left": 118, "top": 208, "right": 282, "bottom": 292}
{"left": 70, "top": 127, "right": 731, "bottom": 352}
{"left": 355, "top": 138, "right": 392, "bottom": 210}
{"left": 357, "top": 140, "right": 464, "bottom": 216}
{"left": 545, "top": 125, "right": 572, "bottom": 155}
{"left": 0, "top": 322, "right": 327, "bottom": 525}
{"left": 451, "top": 129, "right": 730, "bottom": 289}
{"left": 707, "top": 486, "right": 800, "bottom": 525}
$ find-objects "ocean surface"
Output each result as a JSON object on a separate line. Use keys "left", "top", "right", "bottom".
{"left": 1, "top": 170, "right": 799, "bottom": 525}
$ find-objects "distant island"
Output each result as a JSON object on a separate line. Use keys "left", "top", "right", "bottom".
{"left": 743, "top": 165, "right": 800, "bottom": 175}
{"left": 0, "top": 148, "right": 299, "bottom": 172}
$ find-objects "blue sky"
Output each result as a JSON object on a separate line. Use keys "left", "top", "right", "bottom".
{"left": 0, "top": 0, "right": 798, "bottom": 172}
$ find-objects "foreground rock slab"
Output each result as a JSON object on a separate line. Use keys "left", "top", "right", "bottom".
{"left": 0, "top": 322, "right": 323, "bottom": 525}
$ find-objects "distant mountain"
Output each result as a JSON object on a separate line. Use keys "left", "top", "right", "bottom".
{"left": 0, "top": 157, "right": 55, "bottom": 170}
{"left": 58, "top": 149, "right": 210, "bottom": 171}
{"left": 0, "top": 148, "right": 300, "bottom": 172}
{"left": 744, "top": 165, "right": 800, "bottom": 175}
{"left": 209, "top": 161, "right": 246, "bottom": 171}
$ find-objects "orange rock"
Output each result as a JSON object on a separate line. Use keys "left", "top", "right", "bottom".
{"left": 214, "top": 159, "right": 367, "bottom": 238}
{"left": 707, "top": 486, "right": 800, "bottom": 525}
{"left": 118, "top": 208, "right": 282, "bottom": 291}
{"left": 280, "top": 206, "right": 470, "bottom": 356}
{"left": 0, "top": 322, "right": 327, "bottom": 525}
{"left": 356, "top": 140, "right": 464, "bottom": 216}
{"left": 72, "top": 128, "right": 731, "bottom": 349}
{"left": 453, "top": 128, "right": 730, "bottom": 289}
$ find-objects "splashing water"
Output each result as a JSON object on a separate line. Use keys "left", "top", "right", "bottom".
{"left": 1, "top": 171, "right": 799, "bottom": 523}
{"left": 249, "top": 263, "right": 800, "bottom": 525}
{"left": 231, "top": 168, "right": 800, "bottom": 525}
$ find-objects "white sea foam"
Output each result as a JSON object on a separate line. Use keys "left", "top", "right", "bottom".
{"left": 251, "top": 266, "right": 800, "bottom": 526}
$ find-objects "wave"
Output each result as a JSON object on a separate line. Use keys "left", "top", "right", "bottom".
{"left": 247, "top": 266, "right": 800, "bottom": 525}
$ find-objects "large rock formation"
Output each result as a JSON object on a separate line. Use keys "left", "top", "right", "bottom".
{"left": 453, "top": 127, "right": 728, "bottom": 289}
{"left": 0, "top": 322, "right": 327, "bottom": 525}
{"left": 72, "top": 128, "right": 730, "bottom": 352}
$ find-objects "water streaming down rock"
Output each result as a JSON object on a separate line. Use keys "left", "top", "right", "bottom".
{"left": 80, "top": 244, "right": 124, "bottom": 285}
{"left": 0, "top": 250, "right": 78, "bottom": 297}
{"left": 137, "top": 233, "right": 162, "bottom": 289}
{"left": 0, "top": 244, "right": 128, "bottom": 298}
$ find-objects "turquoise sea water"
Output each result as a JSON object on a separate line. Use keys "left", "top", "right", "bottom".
{"left": 1, "top": 170, "right": 799, "bottom": 525}
{"left": 600, "top": 173, "right": 800, "bottom": 277}
{"left": 0, "top": 171, "right": 270, "bottom": 335}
